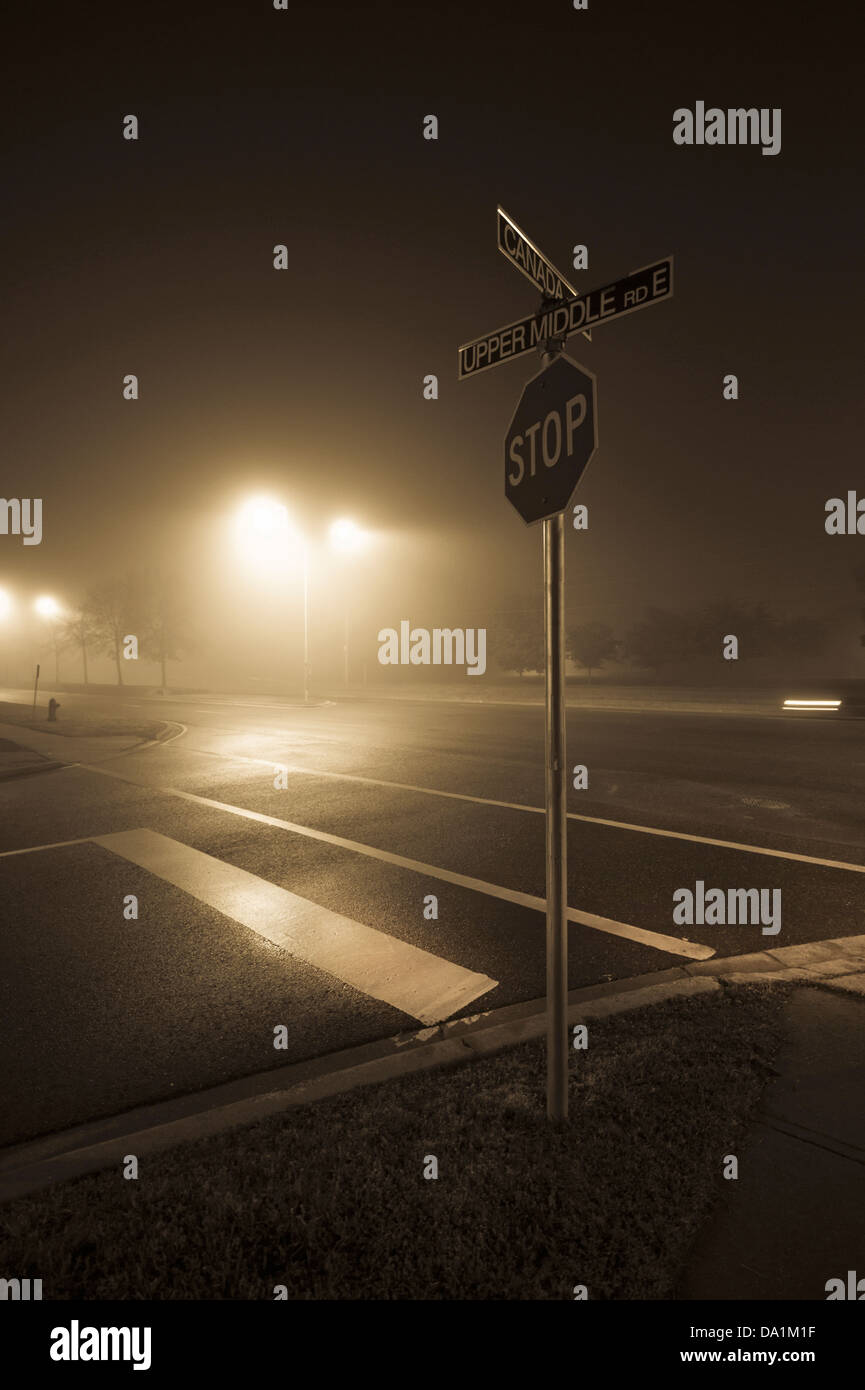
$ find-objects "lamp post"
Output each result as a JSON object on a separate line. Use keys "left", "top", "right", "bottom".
{"left": 34, "top": 595, "right": 62, "bottom": 686}
{"left": 0, "top": 588, "right": 13, "bottom": 687}
{"left": 301, "top": 539, "right": 310, "bottom": 704}
{"left": 329, "top": 518, "right": 369, "bottom": 687}
{"left": 236, "top": 500, "right": 369, "bottom": 702}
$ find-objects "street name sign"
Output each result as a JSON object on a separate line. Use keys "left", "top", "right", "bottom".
{"left": 497, "top": 206, "right": 578, "bottom": 302}
{"left": 505, "top": 354, "right": 598, "bottom": 524}
{"left": 497, "top": 205, "right": 592, "bottom": 345}
{"left": 458, "top": 255, "right": 673, "bottom": 380}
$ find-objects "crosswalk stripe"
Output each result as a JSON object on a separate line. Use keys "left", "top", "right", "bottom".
{"left": 91, "top": 828, "right": 497, "bottom": 1025}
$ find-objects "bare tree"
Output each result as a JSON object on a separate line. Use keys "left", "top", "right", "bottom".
{"left": 83, "top": 577, "right": 141, "bottom": 686}
{"left": 139, "top": 572, "right": 193, "bottom": 690}
{"left": 59, "top": 607, "right": 97, "bottom": 685}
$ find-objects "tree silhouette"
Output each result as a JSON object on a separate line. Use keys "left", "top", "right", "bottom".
{"left": 139, "top": 572, "right": 193, "bottom": 690}
{"left": 59, "top": 606, "right": 97, "bottom": 685}
{"left": 83, "top": 577, "right": 141, "bottom": 686}
{"left": 493, "top": 601, "right": 545, "bottom": 677}
{"left": 624, "top": 607, "right": 700, "bottom": 675}
{"left": 566, "top": 620, "right": 618, "bottom": 681}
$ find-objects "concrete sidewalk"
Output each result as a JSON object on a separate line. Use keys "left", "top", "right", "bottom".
{"left": 0, "top": 721, "right": 152, "bottom": 769}
{"left": 0, "top": 736, "right": 64, "bottom": 782}
{"left": 680, "top": 984, "right": 865, "bottom": 1300}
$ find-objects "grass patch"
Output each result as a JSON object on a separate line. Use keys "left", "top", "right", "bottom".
{"left": 0, "top": 700, "right": 163, "bottom": 742}
{"left": 0, "top": 984, "right": 788, "bottom": 1300}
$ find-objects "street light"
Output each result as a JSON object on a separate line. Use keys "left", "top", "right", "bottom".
{"left": 34, "top": 595, "right": 63, "bottom": 685}
{"left": 236, "top": 501, "right": 371, "bottom": 700}
{"left": 329, "top": 518, "right": 367, "bottom": 554}
{"left": 235, "top": 497, "right": 310, "bottom": 703}
{"left": 329, "top": 519, "right": 369, "bottom": 685}
{"left": 236, "top": 496, "right": 290, "bottom": 537}
{"left": 0, "top": 588, "right": 13, "bottom": 687}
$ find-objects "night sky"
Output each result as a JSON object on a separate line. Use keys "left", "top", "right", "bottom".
{"left": 4, "top": 0, "right": 864, "bottom": 678}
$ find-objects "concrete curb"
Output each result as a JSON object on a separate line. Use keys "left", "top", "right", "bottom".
{"left": 131, "top": 720, "right": 186, "bottom": 752}
{"left": 4, "top": 933, "right": 865, "bottom": 1204}
{"left": 0, "top": 758, "right": 65, "bottom": 783}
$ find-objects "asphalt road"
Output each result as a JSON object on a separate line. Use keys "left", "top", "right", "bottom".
{"left": 1, "top": 691, "right": 863, "bottom": 1149}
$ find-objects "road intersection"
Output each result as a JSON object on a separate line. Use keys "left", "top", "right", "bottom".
{"left": 1, "top": 692, "right": 862, "bottom": 1150}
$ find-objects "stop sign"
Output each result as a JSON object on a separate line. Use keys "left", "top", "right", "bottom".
{"left": 504, "top": 353, "right": 598, "bottom": 524}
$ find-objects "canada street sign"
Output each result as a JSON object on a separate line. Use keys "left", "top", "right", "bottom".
{"left": 496, "top": 206, "right": 578, "bottom": 302}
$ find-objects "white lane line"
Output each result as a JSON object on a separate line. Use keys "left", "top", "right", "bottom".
{"left": 79, "top": 765, "right": 713, "bottom": 959}
{"left": 192, "top": 755, "right": 865, "bottom": 876}
{"left": 92, "top": 828, "right": 497, "bottom": 1025}
{"left": 564, "top": 811, "right": 865, "bottom": 872}
{"left": 0, "top": 836, "right": 93, "bottom": 858}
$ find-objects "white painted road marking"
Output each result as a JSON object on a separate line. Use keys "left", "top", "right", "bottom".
{"left": 0, "top": 836, "right": 93, "bottom": 857}
{"left": 78, "top": 766, "right": 714, "bottom": 959}
{"left": 191, "top": 754, "right": 865, "bottom": 876}
{"left": 91, "top": 828, "right": 497, "bottom": 1025}
{"left": 0, "top": 808, "right": 707, "bottom": 959}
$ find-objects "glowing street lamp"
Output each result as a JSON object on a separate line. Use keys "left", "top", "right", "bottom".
{"left": 329, "top": 518, "right": 367, "bottom": 554}
{"left": 235, "top": 501, "right": 373, "bottom": 700}
{"left": 235, "top": 496, "right": 310, "bottom": 703}
{"left": 237, "top": 496, "right": 290, "bottom": 537}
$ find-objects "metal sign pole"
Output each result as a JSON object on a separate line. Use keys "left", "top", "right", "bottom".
{"left": 543, "top": 506, "right": 568, "bottom": 1122}
{"left": 302, "top": 545, "right": 310, "bottom": 705}
{"left": 462, "top": 207, "right": 671, "bottom": 1121}
{"left": 32, "top": 663, "right": 40, "bottom": 717}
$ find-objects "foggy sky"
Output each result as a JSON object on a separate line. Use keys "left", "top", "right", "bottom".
{"left": 3, "top": 0, "right": 864, "bottom": 680}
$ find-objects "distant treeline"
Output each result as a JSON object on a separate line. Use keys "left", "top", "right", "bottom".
{"left": 491, "top": 600, "right": 832, "bottom": 680}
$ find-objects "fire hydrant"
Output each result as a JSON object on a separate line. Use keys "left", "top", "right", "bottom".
{"left": 48, "top": 697, "right": 60, "bottom": 722}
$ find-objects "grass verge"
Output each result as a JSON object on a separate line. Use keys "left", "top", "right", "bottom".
{"left": 0, "top": 983, "right": 788, "bottom": 1299}
{"left": 0, "top": 700, "right": 164, "bottom": 742}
